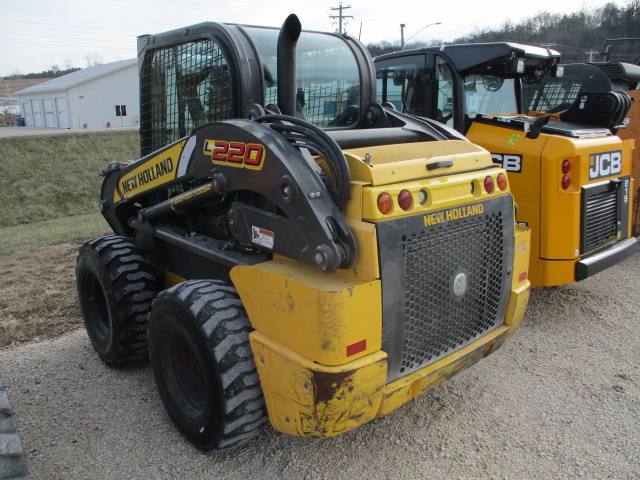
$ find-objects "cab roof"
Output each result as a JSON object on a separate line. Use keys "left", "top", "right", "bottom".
{"left": 376, "top": 42, "right": 560, "bottom": 74}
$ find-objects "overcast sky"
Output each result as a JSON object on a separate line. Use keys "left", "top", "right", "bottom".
{"left": 1, "top": 0, "right": 616, "bottom": 77}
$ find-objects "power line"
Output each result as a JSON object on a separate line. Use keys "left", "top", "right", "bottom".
{"left": 0, "top": 24, "right": 136, "bottom": 38}
{"left": 329, "top": 3, "right": 353, "bottom": 34}
{"left": 0, "top": 32, "right": 131, "bottom": 44}
{"left": 0, "top": 40, "right": 132, "bottom": 50}
{"left": 2, "top": 19, "right": 138, "bottom": 34}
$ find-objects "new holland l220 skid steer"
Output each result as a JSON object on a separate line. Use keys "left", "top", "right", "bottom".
{"left": 76, "top": 15, "right": 530, "bottom": 451}
{"left": 375, "top": 44, "right": 638, "bottom": 288}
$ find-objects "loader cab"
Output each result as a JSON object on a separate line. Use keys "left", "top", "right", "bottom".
{"left": 523, "top": 61, "right": 640, "bottom": 113}
{"left": 138, "top": 20, "right": 376, "bottom": 156}
{"left": 522, "top": 61, "right": 640, "bottom": 114}
{"left": 374, "top": 43, "right": 561, "bottom": 134}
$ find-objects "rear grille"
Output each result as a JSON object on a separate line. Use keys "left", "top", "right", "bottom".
{"left": 582, "top": 181, "right": 621, "bottom": 253}
{"left": 377, "top": 196, "right": 514, "bottom": 382}
{"left": 401, "top": 214, "right": 505, "bottom": 373}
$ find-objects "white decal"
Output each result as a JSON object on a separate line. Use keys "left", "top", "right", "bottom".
{"left": 491, "top": 153, "right": 523, "bottom": 173}
{"left": 589, "top": 151, "right": 622, "bottom": 180}
{"left": 251, "top": 226, "right": 275, "bottom": 249}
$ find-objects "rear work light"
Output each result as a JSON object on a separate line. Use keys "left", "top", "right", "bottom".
{"left": 398, "top": 190, "right": 412, "bottom": 211}
{"left": 484, "top": 176, "right": 495, "bottom": 194}
{"left": 418, "top": 189, "right": 429, "bottom": 205}
{"left": 377, "top": 192, "right": 393, "bottom": 214}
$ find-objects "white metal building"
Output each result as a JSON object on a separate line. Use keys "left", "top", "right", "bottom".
{"left": 15, "top": 59, "right": 139, "bottom": 130}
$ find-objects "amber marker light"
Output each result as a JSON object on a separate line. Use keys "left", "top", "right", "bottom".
{"left": 377, "top": 192, "right": 393, "bottom": 214}
{"left": 497, "top": 173, "right": 508, "bottom": 191}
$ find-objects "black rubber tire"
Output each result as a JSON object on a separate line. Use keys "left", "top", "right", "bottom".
{"left": 148, "top": 279, "right": 268, "bottom": 451}
{"left": 76, "top": 235, "right": 159, "bottom": 366}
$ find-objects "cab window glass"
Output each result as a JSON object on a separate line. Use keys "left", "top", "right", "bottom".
{"left": 244, "top": 27, "right": 361, "bottom": 128}
{"left": 464, "top": 74, "right": 517, "bottom": 116}
{"left": 141, "top": 38, "right": 232, "bottom": 154}
{"left": 435, "top": 57, "right": 454, "bottom": 125}
{"left": 375, "top": 61, "right": 426, "bottom": 115}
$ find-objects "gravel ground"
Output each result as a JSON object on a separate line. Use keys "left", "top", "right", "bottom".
{"left": 1, "top": 251, "right": 639, "bottom": 480}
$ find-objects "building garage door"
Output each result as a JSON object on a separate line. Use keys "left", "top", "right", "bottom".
{"left": 56, "top": 98, "right": 69, "bottom": 129}
{"left": 22, "top": 103, "right": 33, "bottom": 126}
{"left": 44, "top": 99, "right": 56, "bottom": 127}
{"left": 31, "top": 100, "right": 44, "bottom": 127}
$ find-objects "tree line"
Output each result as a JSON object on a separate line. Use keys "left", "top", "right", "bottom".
{"left": 2, "top": 67, "right": 81, "bottom": 81}
{"left": 366, "top": 0, "right": 640, "bottom": 64}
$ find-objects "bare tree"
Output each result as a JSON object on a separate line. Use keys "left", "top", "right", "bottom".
{"left": 84, "top": 52, "right": 104, "bottom": 67}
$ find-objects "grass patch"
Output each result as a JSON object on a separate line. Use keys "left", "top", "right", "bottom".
{"left": 0, "top": 213, "right": 111, "bottom": 255}
{"left": 0, "top": 242, "right": 84, "bottom": 347}
{"left": 0, "top": 129, "right": 139, "bottom": 227}
{"left": 0, "top": 129, "right": 136, "bottom": 347}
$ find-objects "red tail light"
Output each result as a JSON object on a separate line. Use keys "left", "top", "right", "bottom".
{"left": 561, "top": 175, "right": 571, "bottom": 190}
{"left": 398, "top": 190, "right": 412, "bottom": 211}
{"left": 377, "top": 193, "right": 392, "bottom": 214}
{"left": 484, "top": 176, "right": 495, "bottom": 194}
{"left": 562, "top": 159, "right": 571, "bottom": 174}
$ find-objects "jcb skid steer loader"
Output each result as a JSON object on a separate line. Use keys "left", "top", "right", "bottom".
{"left": 76, "top": 15, "right": 530, "bottom": 451}
{"left": 520, "top": 50, "right": 640, "bottom": 237}
{"left": 375, "top": 43, "right": 637, "bottom": 287}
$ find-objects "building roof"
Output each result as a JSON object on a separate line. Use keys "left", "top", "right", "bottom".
{"left": 15, "top": 58, "right": 137, "bottom": 95}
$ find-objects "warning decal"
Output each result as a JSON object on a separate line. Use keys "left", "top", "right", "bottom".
{"left": 251, "top": 226, "right": 275, "bottom": 249}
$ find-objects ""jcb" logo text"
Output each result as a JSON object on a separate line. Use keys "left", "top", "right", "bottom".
{"left": 491, "top": 153, "right": 522, "bottom": 173}
{"left": 589, "top": 151, "right": 622, "bottom": 180}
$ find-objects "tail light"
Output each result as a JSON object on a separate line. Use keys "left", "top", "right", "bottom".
{"left": 562, "top": 159, "right": 571, "bottom": 174}
{"left": 377, "top": 193, "right": 393, "bottom": 214}
{"left": 398, "top": 190, "right": 412, "bottom": 211}
{"left": 497, "top": 173, "right": 507, "bottom": 191}
{"left": 484, "top": 176, "right": 495, "bottom": 194}
{"left": 561, "top": 175, "right": 571, "bottom": 190}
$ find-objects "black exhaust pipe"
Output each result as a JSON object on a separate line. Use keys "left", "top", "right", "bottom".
{"left": 277, "top": 14, "right": 301, "bottom": 116}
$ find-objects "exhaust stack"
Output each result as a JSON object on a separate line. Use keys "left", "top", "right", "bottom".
{"left": 277, "top": 14, "right": 302, "bottom": 116}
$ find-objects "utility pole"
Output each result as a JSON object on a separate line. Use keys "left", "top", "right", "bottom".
{"left": 400, "top": 24, "right": 405, "bottom": 50}
{"left": 330, "top": 3, "right": 353, "bottom": 34}
{"left": 585, "top": 49, "right": 598, "bottom": 62}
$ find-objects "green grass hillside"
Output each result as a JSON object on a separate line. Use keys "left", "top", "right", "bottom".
{"left": 0, "top": 130, "right": 139, "bottom": 253}
{"left": 0, "top": 130, "right": 139, "bottom": 227}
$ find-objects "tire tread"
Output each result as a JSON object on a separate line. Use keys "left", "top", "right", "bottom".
{"left": 77, "top": 235, "right": 159, "bottom": 366}
{"left": 154, "top": 279, "right": 268, "bottom": 450}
